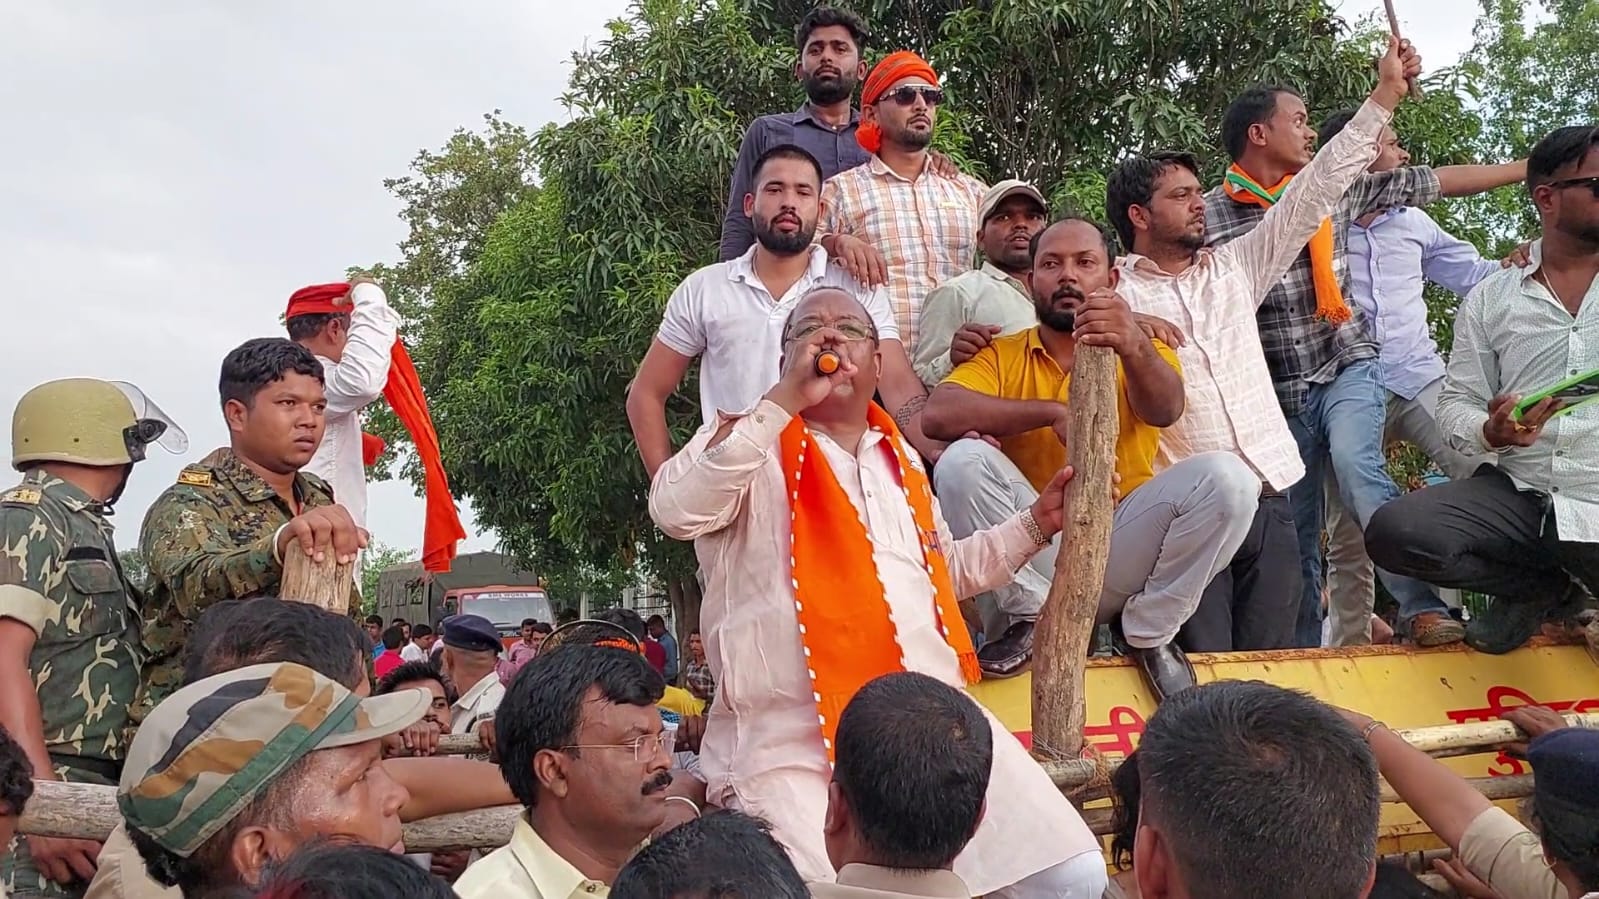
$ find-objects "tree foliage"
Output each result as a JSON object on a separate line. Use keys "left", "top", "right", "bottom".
{"left": 376, "top": 0, "right": 1597, "bottom": 598}
{"left": 360, "top": 541, "right": 418, "bottom": 615}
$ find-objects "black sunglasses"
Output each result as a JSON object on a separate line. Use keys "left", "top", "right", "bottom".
{"left": 881, "top": 85, "right": 944, "bottom": 107}
{"left": 1548, "top": 175, "right": 1599, "bottom": 198}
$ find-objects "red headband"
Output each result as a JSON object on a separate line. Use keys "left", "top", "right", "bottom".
{"left": 285, "top": 283, "right": 349, "bottom": 319}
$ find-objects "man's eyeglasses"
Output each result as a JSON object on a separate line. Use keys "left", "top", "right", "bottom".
{"left": 1548, "top": 175, "right": 1599, "bottom": 198}
{"left": 561, "top": 731, "right": 672, "bottom": 762}
{"left": 787, "top": 320, "right": 876, "bottom": 342}
{"left": 882, "top": 85, "right": 944, "bottom": 107}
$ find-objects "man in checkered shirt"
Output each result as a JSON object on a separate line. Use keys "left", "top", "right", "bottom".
{"left": 1205, "top": 81, "right": 1525, "bottom": 648}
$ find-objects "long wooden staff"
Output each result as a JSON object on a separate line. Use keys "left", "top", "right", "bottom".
{"left": 1030, "top": 345, "right": 1119, "bottom": 761}
{"left": 1383, "top": 0, "right": 1423, "bottom": 98}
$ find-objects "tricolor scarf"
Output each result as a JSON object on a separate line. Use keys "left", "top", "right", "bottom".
{"left": 780, "top": 403, "right": 980, "bottom": 763}
{"left": 1222, "top": 165, "right": 1352, "bottom": 324}
{"left": 286, "top": 284, "right": 467, "bottom": 572}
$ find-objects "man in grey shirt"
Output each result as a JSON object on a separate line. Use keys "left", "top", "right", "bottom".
{"left": 719, "top": 7, "right": 871, "bottom": 261}
{"left": 719, "top": 7, "right": 957, "bottom": 263}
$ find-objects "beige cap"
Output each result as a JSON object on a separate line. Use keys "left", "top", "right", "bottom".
{"left": 977, "top": 179, "right": 1047, "bottom": 224}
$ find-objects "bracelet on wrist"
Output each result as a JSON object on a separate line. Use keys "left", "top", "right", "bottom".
{"left": 1359, "top": 719, "right": 1387, "bottom": 741}
{"left": 1022, "top": 510, "right": 1051, "bottom": 547}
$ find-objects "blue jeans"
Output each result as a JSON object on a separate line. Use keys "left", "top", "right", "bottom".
{"left": 1287, "top": 359, "right": 1447, "bottom": 645}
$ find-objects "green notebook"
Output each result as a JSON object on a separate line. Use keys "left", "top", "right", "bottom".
{"left": 1513, "top": 366, "right": 1599, "bottom": 420}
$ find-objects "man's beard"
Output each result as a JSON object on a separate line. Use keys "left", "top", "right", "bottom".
{"left": 804, "top": 70, "right": 857, "bottom": 105}
{"left": 884, "top": 120, "right": 933, "bottom": 151}
{"left": 1034, "top": 285, "right": 1082, "bottom": 333}
{"left": 754, "top": 212, "right": 816, "bottom": 255}
{"left": 1176, "top": 229, "right": 1206, "bottom": 252}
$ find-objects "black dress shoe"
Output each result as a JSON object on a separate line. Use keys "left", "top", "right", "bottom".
{"left": 977, "top": 620, "right": 1035, "bottom": 679}
{"left": 1133, "top": 643, "right": 1197, "bottom": 703}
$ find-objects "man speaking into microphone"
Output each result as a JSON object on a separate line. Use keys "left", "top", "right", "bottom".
{"left": 648, "top": 286, "right": 1107, "bottom": 898}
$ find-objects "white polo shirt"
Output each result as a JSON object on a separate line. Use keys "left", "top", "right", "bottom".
{"left": 655, "top": 244, "right": 900, "bottom": 425}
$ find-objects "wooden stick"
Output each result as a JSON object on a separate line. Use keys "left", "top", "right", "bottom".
{"left": 279, "top": 541, "right": 356, "bottom": 615}
{"left": 18, "top": 772, "right": 1535, "bottom": 848}
{"left": 1039, "top": 712, "right": 1599, "bottom": 790}
{"left": 1382, "top": 0, "right": 1423, "bottom": 98}
{"left": 1031, "top": 346, "right": 1120, "bottom": 762}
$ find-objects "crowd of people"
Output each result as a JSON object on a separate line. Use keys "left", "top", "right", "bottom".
{"left": 3, "top": 3, "right": 1599, "bottom": 898}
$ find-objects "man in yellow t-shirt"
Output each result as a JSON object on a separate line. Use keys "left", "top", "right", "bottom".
{"left": 923, "top": 217, "right": 1260, "bottom": 701}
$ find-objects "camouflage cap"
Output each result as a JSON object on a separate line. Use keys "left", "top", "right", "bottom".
{"left": 118, "top": 662, "right": 428, "bottom": 857}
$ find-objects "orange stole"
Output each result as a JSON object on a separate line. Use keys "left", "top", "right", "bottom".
{"left": 1222, "top": 164, "right": 1352, "bottom": 324}
{"left": 779, "top": 403, "right": 980, "bottom": 762}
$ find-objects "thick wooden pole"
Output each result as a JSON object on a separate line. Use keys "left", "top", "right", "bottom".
{"left": 1031, "top": 346, "right": 1120, "bottom": 762}
{"left": 18, "top": 773, "right": 1538, "bottom": 846}
{"left": 278, "top": 542, "right": 355, "bottom": 615}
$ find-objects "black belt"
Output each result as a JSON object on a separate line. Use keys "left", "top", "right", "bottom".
{"left": 48, "top": 752, "right": 122, "bottom": 781}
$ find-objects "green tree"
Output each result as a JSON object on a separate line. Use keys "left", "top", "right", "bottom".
{"left": 361, "top": 541, "right": 419, "bottom": 616}
{"left": 118, "top": 548, "right": 148, "bottom": 593}
{"left": 360, "top": 112, "right": 540, "bottom": 483}
{"left": 384, "top": 0, "right": 1463, "bottom": 630}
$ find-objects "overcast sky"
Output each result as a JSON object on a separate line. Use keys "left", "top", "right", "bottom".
{"left": 0, "top": 0, "right": 1474, "bottom": 554}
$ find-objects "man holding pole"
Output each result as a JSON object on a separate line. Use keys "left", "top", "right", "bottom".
{"left": 923, "top": 218, "right": 1259, "bottom": 697}
{"left": 649, "top": 288, "right": 1104, "bottom": 897}
{"left": 134, "top": 338, "right": 366, "bottom": 729}
{"left": 1205, "top": 39, "right": 1523, "bottom": 647}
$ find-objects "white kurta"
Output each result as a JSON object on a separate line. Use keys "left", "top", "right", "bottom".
{"left": 304, "top": 282, "right": 401, "bottom": 530}
{"left": 649, "top": 400, "right": 1101, "bottom": 893}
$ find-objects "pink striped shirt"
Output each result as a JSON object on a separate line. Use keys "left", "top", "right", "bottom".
{"left": 821, "top": 156, "right": 986, "bottom": 353}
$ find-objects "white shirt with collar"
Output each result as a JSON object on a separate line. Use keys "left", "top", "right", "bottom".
{"left": 303, "top": 281, "right": 401, "bottom": 529}
{"left": 1439, "top": 238, "right": 1599, "bottom": 541}
{"left": 451, "top": 669, "right": 506, "bottom": 737}
{"left": 654, "top": 244, "right": 900, "bottom": 425}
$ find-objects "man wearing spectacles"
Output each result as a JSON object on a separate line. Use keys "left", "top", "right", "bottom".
{"left": 649, "top": 287, "right": 1106, "bottom": 898}
{"left": 455, "top": 645, "right": 674, "bottom": 899}
{"left": 818, "top": 52, "right": 990, "bottom": 367}
{"left": 629, "top": 143, "right": 944, "bottom": 475}
{"left": 1367, "top": 124, "right": 1599, "bottom": 661}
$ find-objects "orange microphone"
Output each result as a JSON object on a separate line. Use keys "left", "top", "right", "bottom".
{"left": 814, "top": 349, "right": 842, "bottom": 376}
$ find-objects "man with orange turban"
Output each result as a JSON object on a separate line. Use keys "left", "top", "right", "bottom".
{"left": 818, "top": 51, "right": 989, "bottom": 361}
{"left": 286, "top": 278, "right": 465, "bottom": 573}
{"left": 285, "top": 275, "right": 398, "bottom": 535}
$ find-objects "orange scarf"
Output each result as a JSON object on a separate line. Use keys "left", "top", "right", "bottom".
{"left": 1222, "top": 165, "right": 1352, "bottom": 324}
{"left": 286, "top": 284, "right": 467, "bottom": 572}
{"left": 780, "top": 403, "right": 979, "bottom": 762}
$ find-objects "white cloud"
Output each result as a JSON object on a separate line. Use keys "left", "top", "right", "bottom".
{"left": 0, "top": 0, "right": 1475, "bottom": 554}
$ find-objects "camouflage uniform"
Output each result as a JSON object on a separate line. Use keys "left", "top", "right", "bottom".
{"left": 131, "top": 447, "right": 340, "bottom": 729}
{"left": 0, "top": 470, "right": 143, "bottom": 899}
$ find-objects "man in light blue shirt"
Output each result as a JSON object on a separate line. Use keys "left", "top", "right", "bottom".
{"left": 1316, "top": 109, "right": 1507, "bottom": 645}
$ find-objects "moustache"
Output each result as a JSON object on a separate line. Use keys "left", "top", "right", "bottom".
{"left": 642, "top": 770, "right": 674, "bottom": 796}
{"left": 1051, "top": 286, "right": 1085, "bottom": 303}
